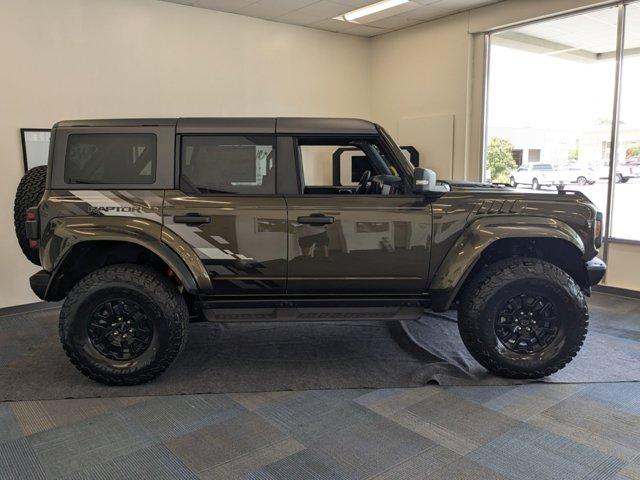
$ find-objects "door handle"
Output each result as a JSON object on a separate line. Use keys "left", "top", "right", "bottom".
{"left": 297, "top": 214, "right": 334, "bottom": 225}
{"left": 174, "top": 214, "right": 211, "bottom": 225}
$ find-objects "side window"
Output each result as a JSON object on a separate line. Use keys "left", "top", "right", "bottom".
{"left": 65, "top": 134, "right": 156, "bottom": 184}
{"left": 297, "top": 138, "right": 396, "bottom": 194}
{"left": 181, "top": 136, "right": 276, "bottom": 195}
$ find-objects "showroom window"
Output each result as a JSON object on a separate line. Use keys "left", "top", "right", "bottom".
{"left": 65, "top": 133, "right": 156, "bottom": 184}
{"left": 181, "top": 136, "right": 275, "bottom": 195}
{"left": 483, "top": 2, "right": 640, "bottom": 246}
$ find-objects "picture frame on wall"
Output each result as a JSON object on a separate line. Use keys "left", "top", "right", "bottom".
{"left": 20, "top": 128, "right": 51, "bottom": 172}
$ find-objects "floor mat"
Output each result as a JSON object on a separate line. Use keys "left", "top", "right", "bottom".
{"left": 0, "top": 293, "right": 637, "bottom": 401}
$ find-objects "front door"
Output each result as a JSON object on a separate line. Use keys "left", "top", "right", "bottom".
{"left": 286, "top": 138, "right": 431, "bottom": 294}
{"left": 163, "top": 135, "right": 287, "bottom": 294}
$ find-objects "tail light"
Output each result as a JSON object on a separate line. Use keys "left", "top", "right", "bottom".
{"left": 25, "top": 207, "right": 40, "bottom": 247}
{"left": 594, "top": 211, "right": 603, "bottom": 249}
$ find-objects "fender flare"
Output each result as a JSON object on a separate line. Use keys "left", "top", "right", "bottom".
{"left": 40, "top": 216, "right": 212, "bottom": 298}
{"left": 428, "top": 216, "right": 585, "bottom": 311}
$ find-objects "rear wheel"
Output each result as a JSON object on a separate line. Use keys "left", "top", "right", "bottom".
{"left": 510, "top": 177, "right": 517, "bottom": 188}
{"left": 59, "top": 264, "right": 188, "bottom": 385}
{"left": 532, "top": 178, "right": 540, "bottom": 190}
{"left": 13, "top": 166, "right": 47, "bottom": 265}
{"left": 458, "top": 257, "right": 588, "bottom": 379}
{"left": 577, "top": 176, "right": 587, "bottom": 186}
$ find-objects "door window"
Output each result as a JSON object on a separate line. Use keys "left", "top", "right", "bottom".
{"left": 297, "top": 138, "right": 399, "bottom": 195}
{"left": 181, "top": 136, "right": 276, "bottom": 194}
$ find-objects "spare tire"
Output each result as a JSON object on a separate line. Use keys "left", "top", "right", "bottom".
{"left": 14, "top": 165, "right": 47, "bottom": 265}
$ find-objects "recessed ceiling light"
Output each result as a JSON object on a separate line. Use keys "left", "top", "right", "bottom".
{"left": 334, "top": 0, "right": 410, "bottom": 23}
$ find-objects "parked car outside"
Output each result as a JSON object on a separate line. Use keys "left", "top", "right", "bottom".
{"left": 597, "top": 160, "right": 638, "bottom": 183}
{"left": 555, "top": 163, "right": 597, "bottom": 186}
{"left": 509, "top": 163, "right": 559, "bottom": 189}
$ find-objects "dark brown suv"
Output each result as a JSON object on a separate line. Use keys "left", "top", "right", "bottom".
{"left": 14, "top": 117, "right": 606, "bottom": 385}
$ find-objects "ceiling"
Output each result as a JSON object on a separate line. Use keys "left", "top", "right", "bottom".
{"left": 493, "top": 3, "right": 640, "bottom": 61}
{"left": 159, "top": 0, "right": 502, "bottom": 36}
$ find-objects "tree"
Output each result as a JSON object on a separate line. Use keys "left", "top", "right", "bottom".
{"left": 487, "top": 137, "right": 517, "bottom": 183}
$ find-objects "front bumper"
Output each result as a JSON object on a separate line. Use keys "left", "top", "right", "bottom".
{"left": 30, "top": 270, "right": 51, "bottom": 300}
{"left": 586, "top": 257, "right": 606, "bottom": 286}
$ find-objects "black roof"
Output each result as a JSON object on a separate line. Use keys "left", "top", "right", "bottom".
{"left": 54, "top": 117, "right": 377, "bottom": 135}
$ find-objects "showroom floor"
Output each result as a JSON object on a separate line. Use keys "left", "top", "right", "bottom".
{"left": 1, "top": 293, "right": 639, "bottom": 480}
{"left": 1, "top": 382, "right": 639, "bottom": 479}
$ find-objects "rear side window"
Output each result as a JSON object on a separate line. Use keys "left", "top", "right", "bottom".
{"left": 65, "top": 134, "right": 156, "bottom": 184}
{"left": 181, "top": 136, "right": 275, "bottom": 194}
{"left": 532, "top": 164, "right": 553, "bottom": 171}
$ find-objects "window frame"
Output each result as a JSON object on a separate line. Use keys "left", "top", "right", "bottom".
{"left": 481, "top": 1, "right": 640, "bottom": 250}
{"left": 50, "top": 126, "right": 174, "bottom": 190}
{"left": 290, "top": 134, "right": 411, "bottom": 196}
{"left": 177, "top": 134, "right": 279, "bottom": 197}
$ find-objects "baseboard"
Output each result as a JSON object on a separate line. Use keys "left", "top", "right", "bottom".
{"left": 592, "top": 285, "right": 640, "bottom": 300}
{"left": 0, "top": 300, "right": 62, "bottom": 318}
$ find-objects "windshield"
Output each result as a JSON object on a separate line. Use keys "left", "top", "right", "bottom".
{"left": 377, "top": 125, "right": 415, "bottom": 175}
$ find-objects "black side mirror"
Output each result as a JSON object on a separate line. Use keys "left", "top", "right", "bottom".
{"left": 412, "top": 167, "right": 448, "bottom": 195}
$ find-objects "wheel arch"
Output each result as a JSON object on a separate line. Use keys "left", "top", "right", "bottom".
{"left": 429, "top": 217, "right": 587, "bottom": 311}
{"left": 39, "top": 216, "right": 213, "bottom": 301}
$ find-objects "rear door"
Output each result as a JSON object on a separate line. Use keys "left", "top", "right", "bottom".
{"left": 163, "top": 134, "right": 287, "bottom": 294}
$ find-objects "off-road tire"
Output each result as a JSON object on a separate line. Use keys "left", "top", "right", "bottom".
{"left": 14, "top": 165, "right": 47, "bottom": 265}
{"left": 458, "top": 257, "right": 588, "bottom": 379}
{"left": 59, "top": 264, "right": 189, "bottom": 385}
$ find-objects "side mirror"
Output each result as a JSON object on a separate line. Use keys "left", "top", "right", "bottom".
{"left": 412, "top": 167, "right": 448, "bottom": 194}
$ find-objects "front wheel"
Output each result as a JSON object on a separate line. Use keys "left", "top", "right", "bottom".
{"left": 510, "top": 177, "right": 518, "bottom": 188}
{"left": 577, "top": 176, "right": 587, "bottom": 186}
{"left": 457, "top": 257, "right": 588, "bottom": 379}
{"left": 59, "top": 264, "right": 189, "bottom": 385}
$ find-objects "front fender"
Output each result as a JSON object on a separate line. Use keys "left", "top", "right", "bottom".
{"left": 41, "top": 216, "right": 211, "bottom": 294}
{"left": 428, "top": 216, "right": 585, "bottom": 310}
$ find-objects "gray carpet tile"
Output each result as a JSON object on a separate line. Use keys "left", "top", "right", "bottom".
{"left": 0, "top": 404, "right": 23, "bottom": 444}
{"left": 116, "top": 394, "right": 244, "bottom": 442}
{"left": 255, "top": 390, "right": 380, "bottom": 443}
{"left": 247, "top": 448, "right": 353, "bottom": 480}
{"left": 0, "top": 437, "right": 46, "bottom": 480}
{"left": 467, "top": 424, "right": 626, "bottom": 480}
{"left": 165, "top": 410, "right": 286, "bottom": 473}
{"left": 309, "top": 414, "right": 437, "bottom": 479}
{"left": 29, "top": 411, "right": 157, "bottom": 478}
{"left": 577, "top": 382, "right": 640, "bottom": 415}
{"left": 197, "top": 437, "right": 305, "bottom": 480}
{"left": 539, "top": 396, "right": 640, "bottom": 452}
{"left": 406, "top": 390, "right": 522, "bottom": 446}
{"left": 370, "top": 445, "right": 507, "bottom": 480}
{"left": 59, "top": 444, "right": 197, "bottom": 480}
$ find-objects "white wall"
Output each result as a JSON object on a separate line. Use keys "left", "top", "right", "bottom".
{"left": 0, "top": 0, "right": 371, "bottom": 308}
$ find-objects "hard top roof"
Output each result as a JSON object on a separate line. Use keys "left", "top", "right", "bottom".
{"left": 54, "top": 117, "right": 378, "bottom": 135}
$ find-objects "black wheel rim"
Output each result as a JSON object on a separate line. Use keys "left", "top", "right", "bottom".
{"left": 495, "top": 293, "right": 559, "bottom": 354}
{"left": 87, "top": 299, "right": 154, "bottom": 361}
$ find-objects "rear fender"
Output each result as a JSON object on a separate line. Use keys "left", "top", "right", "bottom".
{"left": 41, "top": 216, "right": 211, "bottom": 295}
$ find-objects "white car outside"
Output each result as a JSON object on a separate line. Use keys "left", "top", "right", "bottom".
{"left": 555, "top": 164, "right": 597, "bottom": 185}
{"left": 510, "top": 163, "right": 559, "bottom": 189}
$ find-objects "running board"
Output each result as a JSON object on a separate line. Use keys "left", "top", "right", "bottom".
{"left": 198, "top": 297, "right": 426, "bottom": 323}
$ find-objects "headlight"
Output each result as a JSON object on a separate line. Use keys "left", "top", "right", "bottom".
{"left": 594, "top": 211, "right": 603, "bottom": 249}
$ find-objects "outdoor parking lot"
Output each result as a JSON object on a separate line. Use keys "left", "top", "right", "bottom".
{"left": 515, "top": 178, "right": 640, "bottom": 240}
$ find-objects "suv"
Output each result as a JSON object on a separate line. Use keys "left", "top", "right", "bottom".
{"left": 14, "top": 118, "right": 606, "bottom": 385}
{"left": 510, "top": 163, "right": 560, "bottom": 189}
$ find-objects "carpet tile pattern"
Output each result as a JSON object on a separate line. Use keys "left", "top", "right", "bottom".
{"left": 1, "top": 382, "right": 638, "bottom": 479}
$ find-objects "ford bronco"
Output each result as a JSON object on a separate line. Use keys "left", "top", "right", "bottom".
{"left": 14, "top": 118, "right": 606, "bottom": 385}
